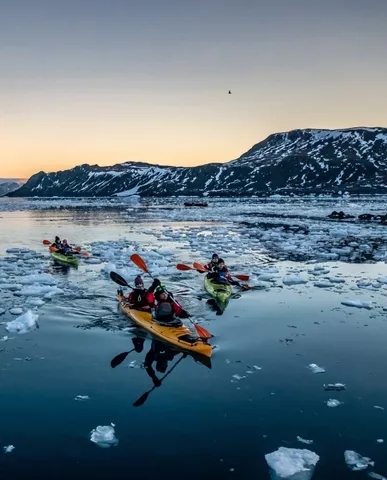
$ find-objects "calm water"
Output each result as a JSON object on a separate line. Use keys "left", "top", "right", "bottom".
{"left": 1, "top": 201, "right": 387, "bottom": 479}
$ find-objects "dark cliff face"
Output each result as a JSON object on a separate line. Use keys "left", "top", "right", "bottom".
{"left": 8, "top": 127, "right": 387, "bottom": 197}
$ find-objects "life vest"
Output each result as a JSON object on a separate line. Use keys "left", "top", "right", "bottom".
{"left": 132, "top": 288, "right": 148, "bottom": 307}
{"left": 155, "top": 300, "right": 174, "bottom": 319}
{"left": 217, "top": 269, "right": 228, "bottom": 283}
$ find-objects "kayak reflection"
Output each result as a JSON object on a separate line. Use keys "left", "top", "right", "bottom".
{"left": 110, "top": 336, "right": 211, "bottom": 407}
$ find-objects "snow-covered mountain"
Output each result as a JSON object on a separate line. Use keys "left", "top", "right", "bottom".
{"left": 7, "top": 127, "right": 387, "bottom": 197}
{"left": 0, "top": 180, "right": 23, "bottom": 196}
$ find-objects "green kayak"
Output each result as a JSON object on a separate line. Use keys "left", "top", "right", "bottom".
{"left": 50, "top": 250, "right": 79, "bottom": 266}
{"left": 204, "top": 274, "right": 232, "bottom": 304}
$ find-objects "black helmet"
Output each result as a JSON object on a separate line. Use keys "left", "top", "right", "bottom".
{"left": 212, "top": 253, "right": 219, "bottom": 260}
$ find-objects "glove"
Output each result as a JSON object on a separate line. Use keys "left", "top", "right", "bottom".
{"left": 180, "top": 309, "right": 190, "bottom": 319}
{"left": 154, "top": 378, "right": 162, "bottom": 387}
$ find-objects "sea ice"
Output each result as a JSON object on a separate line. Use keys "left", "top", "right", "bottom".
{"left": 3, "top": 445, "right": 15, "bottom": 453}
{"left": 6, "top": 310, "right": 39, "bottom": 334}
{"left": 89, "top": 423, "right": 118, "bottom": 448}
{"left": 326, "top": 399, "right": 342, "bottom": 407}
{"left": 308, "top": 364, "right": 325, "bottom": 374}
{"left": 341, "top": 300, "right": 373, "bottom": 309}
{"left": 283, "top": 275, "right": 308, "bottom": 286}
{"left": 297, "top": 436, "right": 313, "bottom": 445}
{"left": 265, "top": 447, "right": 319, "bottom": 480}
{"left": 344, "top": 450, "right": 374, "bottom": 471}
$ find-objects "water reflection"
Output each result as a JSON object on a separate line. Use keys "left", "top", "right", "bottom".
{"left": 110, "top": 337, "right": 211, "bottom": 407}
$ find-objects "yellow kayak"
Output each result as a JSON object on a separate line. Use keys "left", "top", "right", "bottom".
{"left": 117, "top": 294, "right": 212, "bottom": 358}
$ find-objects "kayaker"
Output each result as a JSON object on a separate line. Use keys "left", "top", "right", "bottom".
{"left": 127, "top": 275, "right": 152, "bottom": 311}
{"left": 60, "top": 239, "right": 73, "bottom": 256}
{"left": 153, "top": 285, "right": 189, "bottom": 323}
{"left": 213, "top": 258, "right": 240, "bottom": 286}
{"left": 51, "top": 236, "right": 62, "bottom": 250}
{"left": 205, "top": 253, "right": 220, "bottom": 272}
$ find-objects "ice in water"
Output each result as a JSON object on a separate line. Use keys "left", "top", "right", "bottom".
{"left": 5, "top": 310, "right": 39, "bottom": 334}
{"left": 89, "top": 423, "right": 118, "bottom": 448}
{"left": 265, "top": 447, "right": 319, "bottom": 480}
{"left": 344, "top": 450, "right": 374, "bottom": 471}
{"left": 308, "top": 364, "right": 325, "bottom": 374}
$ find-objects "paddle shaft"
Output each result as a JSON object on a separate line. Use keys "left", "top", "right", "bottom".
{"left": 133, "top": 354, "right": 186, "bottom": 406}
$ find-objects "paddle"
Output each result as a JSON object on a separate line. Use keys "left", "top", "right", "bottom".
{"left": 109, "top": 271, "right": 134, "bottom": 289}
{"left": 133, "top": 353, "right": 186, "bottom": 407}
{"left": 110, "top": 349, "right": 136, "bottom": 368}
{"left": 192, "top": 262, "right": 250, "bottom": 282}
{"left": 130, "top": 254, "right": 212, "bottom": 339}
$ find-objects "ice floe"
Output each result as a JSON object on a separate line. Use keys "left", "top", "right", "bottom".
{"left": 341, "top": 300, "right": 373, "bottom": 309}
{"left": 297, "top": 436, "right": 314, "bottom": 445}
{"left": 89, "top": 423, "right": 118, "bottom": 448}
{"left": 326, "top": 399, "right": 342, "bottom": 407}
{"left": 265, "top": 447, "right": 319, "bottom": 480}
{"left": 308, "top": 364, "right": 325, "bottom": 374}
{"left": 344, "top": 450, "right": 374, "bottom": 471}
{"left": 3, "top": 445, "right": 15, "bottom": 453}
{"left": 6, "top": 310, "right": 39, "bottom": 334}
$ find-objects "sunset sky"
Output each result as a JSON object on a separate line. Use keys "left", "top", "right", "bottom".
{"left": 1, "top": 0, "right": 387, "bottom": 178}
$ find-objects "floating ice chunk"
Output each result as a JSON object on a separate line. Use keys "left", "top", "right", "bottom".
{"left": 85, "top": 258, "right": 102, "bottom": 264}
{"left": 0, "top": 283, "right": 22, "bottom": 291}
{"left": 1, "top": 336, "right": 9, "bottom": 341}
{"left": 232, "top": 374, "right": 246, "bottom": 381}
{"left": 369, "top": 473, "right": 387, "bottom": 480}
{"left": 344, "top": 450, "right": 374, "bottom": 471}
{"left": 6, "top": 310, "right": 39, "bottom": 334}
{"left": 314, "top": 281, "right": 332, "bottom": 288}
{"left": 283, "top": 275, "right": 308, "bottom": 286}
{"left": 265, "top": 447, "right": 319, "bottom": 480}
{"left": 308, "top": 364, "right": 325, "bottom": 374}
{"left": 377, "top": 277, "right": 387, "bottom": 284}
{"left": 374, "top": 406, "right": 384, "bottom": 410}
{"left": 376, "top": 439, "right": 384, "bottom": 443}
{"left": 324, "top": 383, "right": 346, "bottom": 391}
{"left": 297, "top": 436, "right": 313, "bottom": 445}
{"left": 75, "top": 395, "right": 90, "bottom": 401}
{"left": 257, "top": 274, "right": 278, "bottom": 282}
{"left": 9, "top": 307, "right": 23, "bottom": 315}
{"left": 328, "top": 277, "right": 346, "bottom": 284}
{"left": 326, "top": 399, "right": 342, "bottom": 407}
{"left": 89, "top": 423, "right": 118, "bottom": 448}
{"left": 0, "top": 308, "right": 5, "bottom": 315}
{"left": 15, "top": 285, "right": 63, "bottom": 297}
{"left": 341, "top": 300, "right": 373, "bottom": 309}
{"left": 27, "top": 297, "right": 45, "bottom": 307}
{"left": 3, "top": 445, "right": 14, "bottom": 453}
{"left": 253, "top": 365, "right": 262, "bottom": 371}
{"left": 19, "top": 273, "right": 56, "bottom": 285}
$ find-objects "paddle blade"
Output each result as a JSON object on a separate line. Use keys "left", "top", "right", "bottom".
{"left": 130, "top": 254, "right": 150, "bottom": 274}
{"left": 110, "top": 271, "right": 129, "bottom": 287}
{"left": 110, "top": 351, "right": 130, "bottom": 368}
{"left": 194, "top": 323, "right": 213, "bottom": 339}
{"left": 82, "top": 251, "right": 89, "bottom": 257}
{"left": 133, "top": 391, "right": 150, "bottom": 407}
{"left": 234, "top": 274, "right": 250, "bottom": 281}
{"left": 42, "top": 239, "right": 51, "bottom": 245}
{"left": 192, "top": 262, "right": 208, "bottom": 273}
{"left": 176, "top": 264, "right": 192, "bottom": 271}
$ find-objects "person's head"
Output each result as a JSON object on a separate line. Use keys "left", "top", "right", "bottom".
{"left": 134, "top": 275, "right": 144, "bottom": 289}
{"left": 55, "top": 236, "right": 60, "bottom": 243}
{"left": 212, "top": 253, "right": 219, "bottom": 263}
{"left": 155, "top": 285, "right": 168, "bottom": 301}
{"left": 218, "top": 258, "right": 225, "bottom": 268}
{"left": 63, "top": 239, "right": 68, "bottom": 245}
